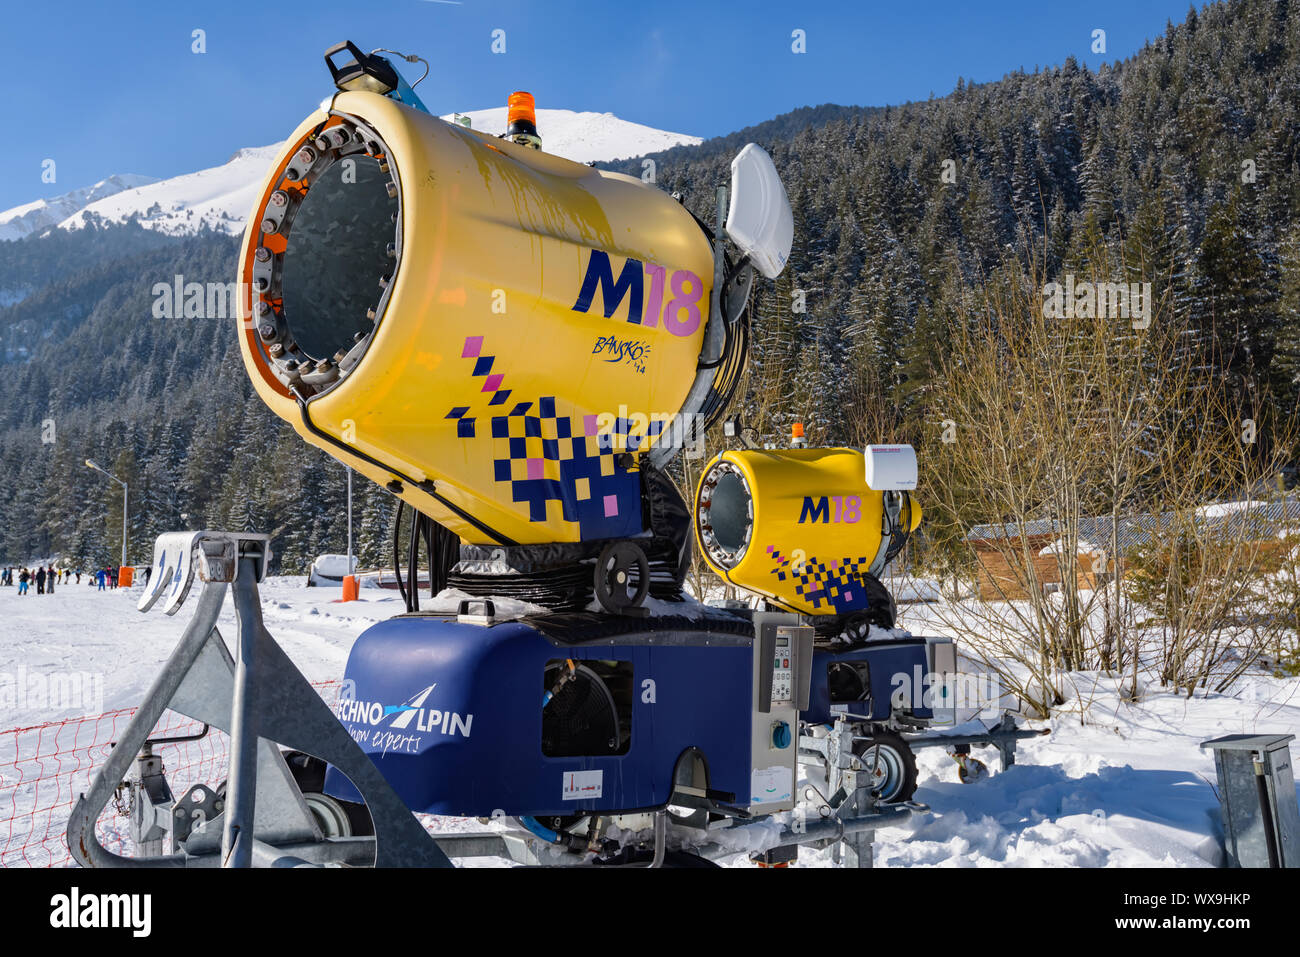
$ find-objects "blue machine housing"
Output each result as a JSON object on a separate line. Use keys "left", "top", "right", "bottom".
{"left": 323, "top": 611, "right": 936, "bottom": 818}
{"left": 323, "top": 612, "right": 756, "bottom": 818}
{"left": 803, "top": 638, "right": 934, "bottom": 725}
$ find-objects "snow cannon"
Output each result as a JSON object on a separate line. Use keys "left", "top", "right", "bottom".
{"left": 694, "top": 446, "right": 921, "bottom": 630}
{"left": 235, "top": 43, "right": 793, "bottom": 549}
{"left": 70, "top": 46, "right": 1045, "bottom": 872}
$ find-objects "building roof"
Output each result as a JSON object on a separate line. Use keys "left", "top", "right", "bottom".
{"left": 966, "top": 498, "right": 1300, "bottom": 553}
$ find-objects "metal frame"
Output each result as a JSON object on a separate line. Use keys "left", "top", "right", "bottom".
{"left": 67, "top": 531, "right": 451, "bottom": 868}
{"left": 904, "top": 714, "right": 1048, "bottom": 770}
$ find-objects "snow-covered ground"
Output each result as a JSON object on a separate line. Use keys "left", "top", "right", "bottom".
{"left": 0, "top": 576, "right": 395, "bottom": 726}
{"left": 1, "top": 578, "right": 1296, "bottom": 867}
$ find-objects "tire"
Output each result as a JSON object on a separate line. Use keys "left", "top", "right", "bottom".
{"left": 853, "top": 731, "right": 918, "bottom": 803}
{"left": 282, "top": 750, "right": 374, "bottom": 837}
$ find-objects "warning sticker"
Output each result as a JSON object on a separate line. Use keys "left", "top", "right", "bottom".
{"left": 750, "top": 765, "right": 793, "bottom": 804}
{"left": 561, "top": 770, "right": 603, "bottom": 801}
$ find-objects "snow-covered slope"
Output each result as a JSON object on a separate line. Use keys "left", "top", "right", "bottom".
{"left": 58, "top": 145, "right": 282, "bottom": 238}
{"left": 438, "top": 107, "right": 701, "bottom": 164}
{"left": 0, "top": 174, "right": 159, "bottom": 242}
{"left": 0, "top": 109, "right": 700, "bottom": 241}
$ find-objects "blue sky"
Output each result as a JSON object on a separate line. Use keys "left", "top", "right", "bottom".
{"left": 0, "top": 0, "right": 1199, "bottom": 211}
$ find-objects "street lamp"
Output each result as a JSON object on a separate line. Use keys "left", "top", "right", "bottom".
{"left": 85, "top": 458, "right": 128, "bottom": 568}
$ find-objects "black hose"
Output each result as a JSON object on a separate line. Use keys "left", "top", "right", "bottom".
{"left": 392, "top": 501, "right": 408, "bottom": 610}
{"left": 883, "top": 494, "right": 913, "bottom": 567}
{"left": 407, "top": 506, "right": 421, "bottom": 613}
{"left": 291, "top": 388, "right": 518, "bottom": 546}
{"left": 391, "top": 500, "right": 465, "bottom": 612}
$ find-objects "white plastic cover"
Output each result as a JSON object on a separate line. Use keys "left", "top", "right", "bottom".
{"left": 864, "top": 444, "right": 918, "bottom": 491}
{"left": 725, "top": 143, "right": 793, "bottom": 279}
{"left": 311, "top": 553, "right": 358, "bottom": 579}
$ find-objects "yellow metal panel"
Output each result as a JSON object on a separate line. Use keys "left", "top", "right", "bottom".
{"left": 238, "top": 93, "right": 714, "bottom": 544}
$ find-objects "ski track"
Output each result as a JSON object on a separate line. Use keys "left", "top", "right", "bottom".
{"left": 1, "top": 579, "right": 1297, "bottom": 867}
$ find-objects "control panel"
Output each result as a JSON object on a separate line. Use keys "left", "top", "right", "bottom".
{"left": 771, "top": 632, "right": 794, "bottom": 704}
{"left": 749, "top": 613, "right": 813, "bottom": 813}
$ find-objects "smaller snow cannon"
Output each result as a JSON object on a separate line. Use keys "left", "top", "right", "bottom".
{"left": 694, "top": 446, "right": 921, "bottom": 628}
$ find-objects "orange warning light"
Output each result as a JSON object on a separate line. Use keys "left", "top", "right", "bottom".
{"left": 508, "top": 91, "right": 536, "bottom": 128}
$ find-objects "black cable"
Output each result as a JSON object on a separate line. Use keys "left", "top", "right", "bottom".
{"left": 883, "top": 494, "right": 913, "bottom": 567}
{"left": 420, "top": 513, "right": 434, "bottom": 600}
{"left": 407, "top": 507, "right": 421, "bottom": 612}
{"left": 430, "top": 520, "right": 459, "bottom": 596}
{"left": 392, "top": 500, "right": 409, "bottom": 611}
{"left": 391, "top": 501, "right": 464, "bottom": 611}
{"left": 291, "top": 388, "right": 518, "bottom": 546}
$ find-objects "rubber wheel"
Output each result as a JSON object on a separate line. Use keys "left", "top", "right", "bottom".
{"left": 283, "top": 750, "right": 375, "bottom": 836}
{"left": 593, "top": 542, "right": 650, "bottom": 614}
{"left": 853, "top": 731, "right": 918, "bottom": 803}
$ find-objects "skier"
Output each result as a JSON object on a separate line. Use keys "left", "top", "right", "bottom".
{"left": 35, "top": 565, "right": 46, "bottom": 594}
{"left": 96, "top": 568, "right": 106, "bottom": 591}
{"left": 46, "top": 565, "right": 54, "bottom": 594}
{"left": 143, "top": 565, "right": 152, "bottom": 587}
{"left": 75, "top": 570, "right": 81, "bottom": 585}
{"left": 17, "top": 568, "right": 29, "bottom": 595}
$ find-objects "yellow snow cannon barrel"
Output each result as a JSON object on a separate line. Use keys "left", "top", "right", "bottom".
{"left": 236, "top": 90, "right": 715, "bottom": 546}
{"left": 693, "top": 446, "right": 922, "bottom": 616}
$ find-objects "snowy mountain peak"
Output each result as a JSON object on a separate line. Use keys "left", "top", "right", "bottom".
{"left": 0, "top": 108, "right": 701, "bottom": 242}
{"left": 57, "top": 144, "right": 284, "bottom": 238}
{"left": 0, "top": 174, "right": 159, "bottom": 242}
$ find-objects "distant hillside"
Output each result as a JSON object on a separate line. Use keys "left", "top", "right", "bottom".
{"left": 0, "top": 174, "right": 159, "bottom": 242}
{"left": 601, "top": 103, "right": 878, "bottom": 173}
